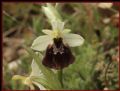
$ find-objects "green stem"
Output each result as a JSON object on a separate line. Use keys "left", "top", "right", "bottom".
{"left": 58, "top": 70, "right": 63, "bottom": 88}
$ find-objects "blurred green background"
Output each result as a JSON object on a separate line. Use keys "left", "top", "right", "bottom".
{"left": 2, "top": 3, "right": 119, "bottom": 90}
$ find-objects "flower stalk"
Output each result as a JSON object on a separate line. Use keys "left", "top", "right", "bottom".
{"left": 58, "top": 70, "right": 63, "bottom": 88}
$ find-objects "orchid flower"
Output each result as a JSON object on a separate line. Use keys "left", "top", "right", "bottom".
{"left": 31, "top": 4, "right": 84, "bottom": 69}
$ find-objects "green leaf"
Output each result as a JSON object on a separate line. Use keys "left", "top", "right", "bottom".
{"left": 33, "top": 17, "right": 42, "bottom": 34}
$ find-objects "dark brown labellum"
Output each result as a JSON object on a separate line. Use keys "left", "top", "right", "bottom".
{"left": 42, "top": 38, "right": 75, "bottom": 70}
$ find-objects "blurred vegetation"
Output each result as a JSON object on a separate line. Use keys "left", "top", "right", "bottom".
{"left": 3, "top": 3, "right": 119, "bottom": 90}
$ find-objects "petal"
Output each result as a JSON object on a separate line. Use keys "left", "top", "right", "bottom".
{"left": 51, "top": 20, "right": 64, "bottom": 31}
{"left": 63, "top": 33, "right": 84, "bottom": 47}
{"left": 30, "top": 60, "right": 45, "bottom": 89}
{"left": 33, "top": 81, "right": 46, "bottom": 90}
{"left": 62, "top": 29, "right": 71, "bottom": 34}
{"left": 57, "top": 21, "right": 65, "bottom": 31}
{"left": 12, "top": 75, "right": 27, "bottom": 82}
{"left": 12, "top": 75, "right": 34, "bottom": 88}
{"left": 46, "top": 3, "right": 62, "bottom": 20}
{"left": 42, "top": 4, "right": 61, "bottom": 22}
{"left": 42, "top": 29, "right": 52, "bottom": 35}
{"left": 30, "top": 60, "right": 43, "bottom": 77}
{"left": 42, "top": 6, "right": 56, "bottom": 21}
{"left": 31, "top": 35, "right": 53, "bottom": 51}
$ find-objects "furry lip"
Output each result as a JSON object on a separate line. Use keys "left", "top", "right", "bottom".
{"left": 42, "top": 37, "right": 75, "bottom": 70}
